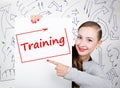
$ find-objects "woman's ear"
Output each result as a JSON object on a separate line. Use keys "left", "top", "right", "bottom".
{"left": 96, "top": 40, "right": 102, "bottom": 48}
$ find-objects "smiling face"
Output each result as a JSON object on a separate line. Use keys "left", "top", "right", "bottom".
{"left": 75, "top": 26, "right": 102, "bottom": 61}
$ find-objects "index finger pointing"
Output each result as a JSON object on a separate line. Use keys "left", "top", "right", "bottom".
{"left": 47, "top": 59, "right": 60, "bottom": 65}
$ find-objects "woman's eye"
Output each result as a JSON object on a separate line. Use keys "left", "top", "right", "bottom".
{"left": 77, "top": 36, "right": 82, "bottom": 39}
{"left": 87, "top": 39, "right": 92, "bottom": 42}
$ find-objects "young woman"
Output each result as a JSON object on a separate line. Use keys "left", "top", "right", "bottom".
{"left": 31, "top": 16, "right": 112, "bottom": 88}
{"left": 47, "top": 21, "right": 112, "bottom": 88}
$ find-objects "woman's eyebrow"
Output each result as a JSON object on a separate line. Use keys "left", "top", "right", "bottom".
{"left": 77, "top": 33, "right": 95, "bottom": 40}
{"left": 77, "top": 34, "right": 82, "bottom": 36}
{"left": 86, "top": 37, "right": 94, "bottom": 40}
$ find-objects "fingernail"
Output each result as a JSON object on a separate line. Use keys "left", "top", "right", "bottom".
{"left": 31, "top": 20, "right": 33, "bottom": 23}
{"left": 31, "top": 20, "right": 37, "bottom": 24}
{"left": 34, "top": 21, "right": 36, "bottom": 23}
{"left": 31, "top": 20, "right": 34, "bottom": 23}
{"left": 37, "top": 18, "right": 40, "bottom": 21}
{"left": 33, "top": 21, "right": 36, "bottom": 23}
{"left": 47, "top": 59, "right": 49, "bottom": 61}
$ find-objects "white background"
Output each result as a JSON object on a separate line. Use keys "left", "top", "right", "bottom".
{"left": 0, "top": 0, "right": 120, "bottom": 88}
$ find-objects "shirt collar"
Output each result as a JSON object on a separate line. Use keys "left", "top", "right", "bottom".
{"left": 88, "top": 57, "right": 92, "bottom": 61}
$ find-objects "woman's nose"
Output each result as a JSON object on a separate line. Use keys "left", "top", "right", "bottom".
{"left": 78, "top": 40, "right": 86, "bottom": 46}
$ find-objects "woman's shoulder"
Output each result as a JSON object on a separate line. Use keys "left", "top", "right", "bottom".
{"left": 83, "top": 60, "right": 100, "bottom": 68}
{"left": 83, "top": 61, "right": 105, "bottom": 77}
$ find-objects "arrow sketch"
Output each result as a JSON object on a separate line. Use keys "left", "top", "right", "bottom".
{"left": 71, "top": 9, "right": 79, "bottom": 16}
{"left": 97, "top": 18, "right": 109, "bottom": 41}
{"left": 110, "top": 15, "right": 119, "bottom": 40}
{"left": 106, "top": 68, "right": 118, "bottom": 81}
{"left": 84, "top": 0, "right": 93, "bottom": 17}
{"left": 107, "top": 44, "right": 120, "bottom": 67}
{"left": 72, "top": 16, "right": 79, "bottom": 26}
{"left": 90, "top": 6, "right": 109, "bottom": 20}
{"left": 48, "top": 1, "right": 62, "bottom": 12}
{"left": 0, "top": 4, "right": 14, "bottom": 39}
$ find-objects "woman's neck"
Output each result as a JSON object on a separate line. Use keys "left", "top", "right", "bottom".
{"left": 79, "top": 55, "right": 90, "bottom": 62}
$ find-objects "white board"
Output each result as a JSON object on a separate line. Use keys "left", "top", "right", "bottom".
{"left": 15, "top": 17, "right": 72, "bottom": 88}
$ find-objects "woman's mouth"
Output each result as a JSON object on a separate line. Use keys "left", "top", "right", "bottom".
{"left": 78, "top": 47, "right": 87, "bottom": 52}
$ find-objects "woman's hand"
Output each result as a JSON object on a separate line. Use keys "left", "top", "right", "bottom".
{"left": 30, "top": 15, "right": 42, "bottom": 23}
{"left": 47, "top": 59, "right": 69, "bottom": 77}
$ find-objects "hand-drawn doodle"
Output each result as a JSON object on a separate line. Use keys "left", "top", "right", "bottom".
{"left": 106, "top": 67, "right": 118, "bottom": 81}
{"left": 97, "top": 17, "right": 109, "bottom": 41}
{"left": 89, "top": 6, "right": 109, "bottom": 20}
{"left": 110, "top": 15, "right": 119, "bottom": 40}
{"left": 108, "top": 0, "right": 117, "bottom": 23}
{"left": 0, "top": 0, "right": 15, "bottom": 85}
{"left": 26, "top": 0, "right": 44, "bottom": 11}
{"left": 107, "top": 44, "right": 120, "bottom": 67}
{"left": 94, "top": 0, "right": 106, "bottom": 4}
{"left": 37, "top": 1, "right": 44, "bottom": 10}
{"left": 97, "top": 47, "right": 104, "bottom": 68}
{"left": 72, "top": 17, "right": 79, "bottom": 26}
{"left": 16, "top": 1, "right": 27, "bottom": 16}
{"left": 61, "top": 0, "right": 81, "bottom": 17}
{"left": 63, "top": 0, "right": 69, "bottom": 6}
{"left": 71, "top": 9, "right": 79, "bottom": 16}
{"left": 0, "top": 68, "right": 15, "bottom": 82}
{"left": 72, "top": 27, "right": 77, "bottom": 41}
{"left": 39, "top": 10, "right": 52, "bottom": 16}
{"left": 84, "top": 0, "right": 93, "bottom": 17}
{"left": 113, "top": 77, "right": 120, "bottom": 88}
{"left": 0, "top": 40, "right": 15, "bottom": 81}
{"left": 106, "top": 43, "right": 120, "bottom": 87}
{"left": 11, "top": 37, "right": 15, "bottom": 48}
{"left": 16, "top": 0, "right": 44, "bottom": 17}
{"left": 48, "top": 1, "right": 62, "bottom": 12}
{"left": 112, "top": 15, "right": 118, "bottom": 32}
{"left": 0, "top": 4, "right": 14, "bottom": 39}
{"left": 10, "top": 14, "right": 17, "bottom": 22}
